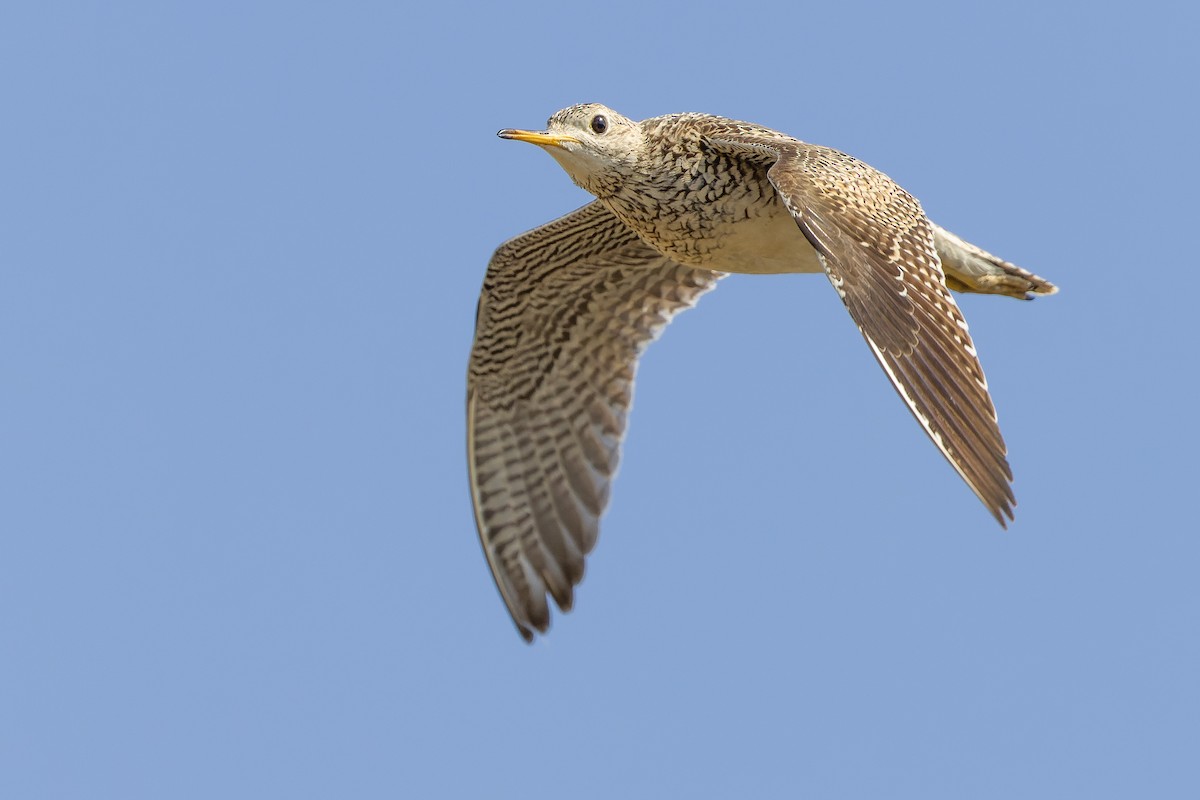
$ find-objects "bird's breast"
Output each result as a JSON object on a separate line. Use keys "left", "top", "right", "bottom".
{"left": 607, "top": 191, "right": 823, "bottom": 276}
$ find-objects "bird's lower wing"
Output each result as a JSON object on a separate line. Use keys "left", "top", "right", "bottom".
{"left": 469, "top": 201, "right": 723, "bottom": 640}
{"left": 705, "top": 132, "right": 1015, "bottom": 525}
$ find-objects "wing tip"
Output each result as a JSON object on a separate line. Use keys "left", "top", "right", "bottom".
{"left": 990, "top": 499, "right": 1015, "bottom": 529}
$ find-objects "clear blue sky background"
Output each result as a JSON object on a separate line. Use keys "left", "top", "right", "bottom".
{"left": 2, "top": 2, "right": 1197, "bottom": 798}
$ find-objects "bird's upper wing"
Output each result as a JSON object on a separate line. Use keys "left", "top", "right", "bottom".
{"left": 704, "top": 130, "right": 1014, "bottom": 525}
{"left": 469, "top": 200, "right": 723, "bottom": 640}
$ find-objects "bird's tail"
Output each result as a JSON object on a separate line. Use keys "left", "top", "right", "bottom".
{"left": 933, "top": 224, "right": 1058, "bottom": 300}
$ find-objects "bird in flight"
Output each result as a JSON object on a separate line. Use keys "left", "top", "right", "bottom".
{"left": 468, "top": 104, "right": 1057, "bottom": 641}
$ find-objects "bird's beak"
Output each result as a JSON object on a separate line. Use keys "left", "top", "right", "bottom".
{"left": 497, "top": 129, "right": 579, "bottom": 149}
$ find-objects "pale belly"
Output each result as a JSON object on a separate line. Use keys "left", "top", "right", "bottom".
{"left": 701, "top": 210, "right": 824, "bottom": 275}
{"left": 628, "top": 205, "right": 825, "bottom": 276}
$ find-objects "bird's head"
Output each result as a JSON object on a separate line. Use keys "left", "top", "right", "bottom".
{"left": 498, "top": 104, "right": 641, "bottom": 197}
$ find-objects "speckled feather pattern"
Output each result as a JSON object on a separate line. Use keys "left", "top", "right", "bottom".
{"left": 471, "top": 105, "right": 1056, "bottom": 640}
{"left": 699, "top": 126, "right": 1015, "bottom": 522}
{"left": 469, "top": 202, "right": 721, "bottom": 640}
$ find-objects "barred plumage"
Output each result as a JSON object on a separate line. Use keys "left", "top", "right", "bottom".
{"left": 471, "top": 104, "right": 1057, "bottom": 641}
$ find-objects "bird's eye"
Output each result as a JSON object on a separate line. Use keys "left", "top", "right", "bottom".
{"left": 590, "top": 115, "right": 608, "bottom": 134}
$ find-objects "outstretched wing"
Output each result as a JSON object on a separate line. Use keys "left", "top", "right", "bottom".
{"left": 469, "top": 201, "right": 722, "bottom": 641}
{"left": 705, "top": 131, "right": 1015, "bottom": 525}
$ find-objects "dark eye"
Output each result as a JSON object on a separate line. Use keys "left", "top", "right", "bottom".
{"left": 590, "top": 115, "right": 608, "bottom": 134}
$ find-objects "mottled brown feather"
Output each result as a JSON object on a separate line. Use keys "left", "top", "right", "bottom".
{"left": 704, "top": 132, "right": 1015, "bottom": 524}
{"left": 475, "top": 105, "right": 1055, "bottom": 640}
{"left": 468, "top": 201, "right": 721, "bottom": 640}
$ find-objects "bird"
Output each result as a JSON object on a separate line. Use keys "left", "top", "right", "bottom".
{"left": 468, "top": 103, "right": 1057, "bottom": 641}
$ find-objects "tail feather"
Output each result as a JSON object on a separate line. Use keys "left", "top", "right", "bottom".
{"left": 932, "top": 224, "right": 1058, "bottom": 300}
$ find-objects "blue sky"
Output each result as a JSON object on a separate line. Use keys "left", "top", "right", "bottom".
{"left": 2, "top": 2, "right": 1197, "bottom": 797}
